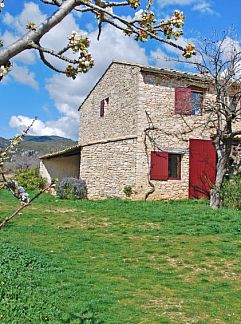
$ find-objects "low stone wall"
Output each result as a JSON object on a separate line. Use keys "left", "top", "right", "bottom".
{"left": 80, "top": 137, "right": 137, "bottom": 199}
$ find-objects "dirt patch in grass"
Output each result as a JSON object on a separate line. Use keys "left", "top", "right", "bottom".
{"left": 54, "top": 216, "right": 112, "bottom": 229}
{"left": 45, "top": 208, "right": 78, "bottom": 214}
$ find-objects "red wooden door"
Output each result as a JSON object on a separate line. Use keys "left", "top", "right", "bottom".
{"left": 189, "top": 139, "right": 216, "bottom": 199}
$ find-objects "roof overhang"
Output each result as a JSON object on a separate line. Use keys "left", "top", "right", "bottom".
{"left": 140, "top": 66, "right": 211, "bottom": 84}
{"left": 40, "top": 145, "right": 81, "bottom": 160}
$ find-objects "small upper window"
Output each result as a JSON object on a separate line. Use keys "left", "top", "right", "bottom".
{"left": 100, "top": 97, "right": 109, "bottom": 117}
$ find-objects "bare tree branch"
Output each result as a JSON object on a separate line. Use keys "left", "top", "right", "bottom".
{"left": 0, "top": 0, "right": 82, "bottom": 65}
{"left": 0, "top": 181, "right": 54, "bottom": 230}
{"left": 30, "top": 42, "right": 78, "bottom": 64}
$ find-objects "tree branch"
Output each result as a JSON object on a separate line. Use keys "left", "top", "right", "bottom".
{"left": 38, "top": 46, "right": 66, "bottom": 74}
{"left": 0, "top": 0, "right": 82, "bottom": 65}
{"left": 0, "top": 181, "right": 54, "bottom": 229}
{"left": 84, "top": 2, "right": 185, "bottom": 51}
{"left": 30, "top": 42, "right": 78, "bottom": 64}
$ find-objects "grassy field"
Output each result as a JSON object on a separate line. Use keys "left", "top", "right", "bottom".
{"left": 0, "top": 190, "right": 241, "bottom": 323}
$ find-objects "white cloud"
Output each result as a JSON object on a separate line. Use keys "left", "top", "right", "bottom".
{"left": 150, "top": 48, "right": 178, "bottom": 69}
{"left": 192, "top": 2, "right": 216, "bottom": 15}
{"left": 42, "top": 24, "right": 148, "bottom": 139}
{"left": 3, "top": 12, "right": 15, "bottom": 26}
{"left": 158, "top": 0, "right": 217, "bottom": 15}
{"left": 0, "top": 2, "right": 44, "bottom": 89}
{"left": 3, "top": 2, "right": 46, "bottom": 34}
{"left": 9, "top": 63, "right": 39, "bottom": 90}
{"left": 218, "top": 37, "right": 241, "bottom": 80}
{"left": 42, "top": 13, "right": 79, "bottom": 51}
{"left": 151, "top": 36, "right": 203, "bottom": 73}
{"left": 9, "top": 115, "right": 67, "bottom": 137}
{"left": 219, "top": 37, "right": 241, "bottom": 60}
{"left": 160, "top": 0, "right": 196, "bottom": 6}
{"left": 8, "top": 7, "right": 148, "bottom": 139}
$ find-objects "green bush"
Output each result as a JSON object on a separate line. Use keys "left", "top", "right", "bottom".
{"left": 221, "top": 175, "right": 241, "bottom": 209}
{"left": 15, "top": 168, "right": 47, "bottom": 190}
{"left": 123, "top": 185, "right": 133, "bottom": 198}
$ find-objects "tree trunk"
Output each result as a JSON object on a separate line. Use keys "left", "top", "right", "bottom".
{"left": 210, "top": 142, "right": 232, "bottom": 209}
{"left": 210, "top": 188, "right": 221, "bottom": 209}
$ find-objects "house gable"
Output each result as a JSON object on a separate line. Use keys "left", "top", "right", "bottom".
{"left": 79, "top": 62, "right": 141, "bottom": 146}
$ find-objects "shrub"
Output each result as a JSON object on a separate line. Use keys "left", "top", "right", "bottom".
{"left": 15, "top": 168, "right": 47, "bottom": 190}
{"left": 56, "top": 177, "right": 87, "bottom": 200}
{"left": 123, "top": 185, "right": 133, "bottom": 198}
{"left": 221, "top": 175, "right": 241, "bottom": 209}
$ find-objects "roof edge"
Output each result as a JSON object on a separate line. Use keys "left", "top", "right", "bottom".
{"left": 78, "top": 61, "right": 119, "bottom": 111}
{"left": 77, "top": 61, "right": 214, "bottom": 112}
{"left": 40, "top": 144, "right": 81, "bottom": 159}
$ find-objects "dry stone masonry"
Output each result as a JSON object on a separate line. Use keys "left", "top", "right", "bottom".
{"left": 40, "top": 61, "right": 241, "bottom": 200}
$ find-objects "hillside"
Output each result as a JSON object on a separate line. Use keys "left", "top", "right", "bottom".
{"left": 19, "top": 135, "right": 77, "bottom": 155}
{"left": 1, "top": 135, "right": 77, "bottom": 171}
{"left": 0, "top": 137, "right": 9, "bottom": 150}
{"left": 0, "top": 135, "right": 77, "bottom": 155}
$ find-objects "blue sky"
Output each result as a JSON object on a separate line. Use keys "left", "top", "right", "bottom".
{"left": 0, "top": 0, "right": 240, "bottom": 139}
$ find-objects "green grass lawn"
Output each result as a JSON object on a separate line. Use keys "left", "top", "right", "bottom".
{"left": 0, "top": 190, "right": 241, "bottom": 323}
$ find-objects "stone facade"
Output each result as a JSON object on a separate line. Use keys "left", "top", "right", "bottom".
{"left": 80, "top": 136, "right": 137, "bottom": 199}
{"left": 134, "top": 70, "right": 216, "bottom": 199}
{"left": 79, "top": 62, "right": 216, "bottom": 199}
{"left": 40, "top": 61, "right": 241, "bottom": 200}
{"left": 79, "top": 63, "right": 140, "bottom": 145}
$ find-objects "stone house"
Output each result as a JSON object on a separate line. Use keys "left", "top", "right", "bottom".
{"left": 40, "top": 61, "right": 241, "bottom": 200}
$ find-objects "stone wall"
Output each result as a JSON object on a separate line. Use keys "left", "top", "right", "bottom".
{"left": 78, "top": 63, "right": 240, "bottom": 200}
{"left": 79, "top": 63, "right": 140, "bottom": 145}
{"left": 134, "top": 71, "right": 217, "bottom": 199}
{"left": 80, "top": 137, "right": 137, "bottom": 199}
{"left": 40, "top": 155, "right": 80, "bottom": 183}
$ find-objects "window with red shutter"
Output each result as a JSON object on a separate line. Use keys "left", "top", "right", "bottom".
{"left": 175, "top": 87, "right": 203, "bottom": 115}
{"left": 150, "top": 151, "right": 182, "bottom": 181}
{"left": 175, "top": 87, "right": 192, "bottom": 115}
{"left": 191, "top": 91, "right": 203, "bottom": 115}
{"left": 150, "top": 151, "right": 168, "bottom": 180}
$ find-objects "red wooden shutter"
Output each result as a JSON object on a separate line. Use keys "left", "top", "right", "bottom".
{"left": 100, "top": 99, "right": 105, "bottom": 117}
{"left": 150, "top": 151, "right": 168, "bottom": 180}
{"left": 189, "top": 139, "right": 216, "bottom": 199}
{"left": 175, "top": 87, "right": 192, "bottom": 115}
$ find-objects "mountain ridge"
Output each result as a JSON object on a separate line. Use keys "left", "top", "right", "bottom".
{"left": 0, "top": 135, "right": 77, "bottom": 155}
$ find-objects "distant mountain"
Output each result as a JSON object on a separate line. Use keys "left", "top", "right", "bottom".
{"left": 0, "top": 135, "right": 77, "bottom": 156}
{"left": 23, "top": 135, "right": 75, "bottom": 144}
{"left": 0, "top": 137, "right": 9, "bottom": 150}
{"left": 20, "top": 136, "right": 77, "bottom": 155}
{"left": 1, "top": 135, "right": 78, "bottom": 172}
